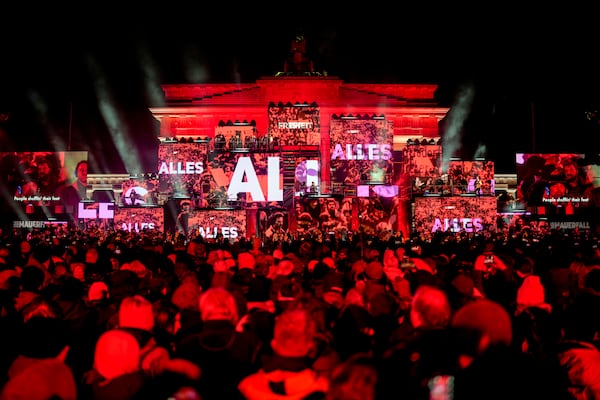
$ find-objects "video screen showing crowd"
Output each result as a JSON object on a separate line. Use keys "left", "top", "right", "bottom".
{"left": 328, "top": 117, "right": 394, "bottom": 187}
{"left": 0, "top": 151, "right": 88, "bottom": 228}
{"left": 516, "top": 153, "right": 599, "bottom": 214}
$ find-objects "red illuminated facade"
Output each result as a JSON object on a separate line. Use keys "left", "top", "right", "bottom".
{"left": 150, "top": 79, "right": 447, "bottom": 187}
{"left": 145, "top": 38, "right": 450, "bottom": 238}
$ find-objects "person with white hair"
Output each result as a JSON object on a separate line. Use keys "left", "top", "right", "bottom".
{"left": 175, "top": 287, "right": 263, "bottom": 400}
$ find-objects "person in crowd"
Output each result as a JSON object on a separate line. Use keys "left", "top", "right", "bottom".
{"left": 378, "top": 284, "right": 456, "bottom": 400}
{"left": 59, "top": 160, "right": 88, "bottom": 217}
{"left": 13, "top": 239, "right": 32, "bottom": 270}
{"left": 450, "top": 298, "right": 570, "bottom": 400}
{"left": 14, "top": 265, "right": 45, "bottom": 313}
{"left": 1, "top": 316, "right": 77, "bottom": 400}
{"left": 238, "top": 304, "right": 330, "bottom": 399}
{"left": 325, "top": 352, "right": 378, "bottom": 400}
{"left": 556, "top": 268, "right": 600, "bottom": 399}
{"left": 175, "top": 286, "right": 262, "bottom": 400}
{"left": 82, "top": 328, "right": 151, "bottom": 400}
{"left": 332, "top": 302, "right": 375, "bottom": 362}
{"left": 116, "top": 294, "right": 200, "bottom": 382}
{"left": 471, "top": 241, "right": 514, "bottom": 308}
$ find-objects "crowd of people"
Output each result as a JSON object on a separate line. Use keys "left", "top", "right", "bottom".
{"left": 0, "top": 222, "right": 599, "bottom": 399}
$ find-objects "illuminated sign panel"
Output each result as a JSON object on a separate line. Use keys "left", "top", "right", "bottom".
{"left": 293, "top": 158, "right": 320, "bottom": 193}
{"left": 78, "top": 202, "right": 115, "bottom": 230}
{"left": 329, "top": 118, "right": 393, "bottom": 186}
{"left": 158, "top": 143, "right": 207, "bottom": 198}
{"left": 413, "top": 196, "right": 497, "bottom": 235}
{"left": 121, "top": 177, "right": 159, "bottom": 206}
{"left": 78, "top": 202, "right": 115, "bottom": 219}
{"left": 187, "top": 209, "right": 247, "bottom": 241}
{"left": 268, "top": 103, "right": 320, "bottom": 146}
{"left": 113, "top": 207, "right": 164, "bottom": 232}
{"left": 515, "top": 153, "right": 597, "bottom": 216}
{"left": 158, "top": 147, "right": 286, "bottom": 206}
{"left": 1, "top": 151, "right": 88, "bottom": 221}
{"left": 293, "top": 197, "right": 350, "bottom": 240}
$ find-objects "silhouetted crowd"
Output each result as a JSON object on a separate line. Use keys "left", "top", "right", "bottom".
{"left": 0, "top": 223, "right": 599, "bottom": 400}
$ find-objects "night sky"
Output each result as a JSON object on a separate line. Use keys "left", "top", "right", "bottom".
{"left": 1, "top": 8, "right": 599, "bottom": 174}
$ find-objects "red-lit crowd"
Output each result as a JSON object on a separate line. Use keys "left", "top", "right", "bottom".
{"left": 0, "top": 224, "right": 599, "bottom": 400}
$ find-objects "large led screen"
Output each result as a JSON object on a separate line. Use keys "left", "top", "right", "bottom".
{"left": 413, "top": 196, "right": 497, "bottom": 236}
{"left": 113, "top": 207, "right": 164, "bottom": 233}
{"left": 329, "top": 117, "right": 393, "bottom": 186}
{"left": 515, "top": 153, "right": 597, "bottom": 216}
{"left": 187, "top": 209, "right": 248, "bottom": 242}
{"left": 292, "top": 197, "right": 352, "bottom": 240}
{"left": 77, "top": 201, "right": 115, "bottom": 230}
{"left": 293, "top": 158, "right": 320, "bottom": 195}
{"left": 398, "top": 143, "right": 443, "bottom": 177}
{"left": 356, "top": 197, "right": 393, "bottom": 239}
{"left": 205, "top": 152, "right": 283, "bottom": 206}
{"left": 497, "top": 211, "right": 531, "bottom": 233}
{"left": 0, "top": 151, "right": 88, "bottom": 223}
{"left": 158, "top": 142, "right": 208, "bottom": 198}
{"left": 446, "top": 160, "right": 495, "bottom": 196}
{"left": 497, "top": 212, "right": 593, "bottom": 233}
{"left": 268, "top": 103, "right": 320, "bottom": 146}
{"left": 158, "top": 143, "right": 284, "bottom": 207}
{"left": 121, "top": 176, "right": 160, "bottom": 206}
{"left": 257, "top": 208, "right": 289, "bottom": 242}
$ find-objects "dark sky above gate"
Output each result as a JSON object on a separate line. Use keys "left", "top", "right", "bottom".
{"left": 0, "top": 7, "right": 599, "bottom": 174}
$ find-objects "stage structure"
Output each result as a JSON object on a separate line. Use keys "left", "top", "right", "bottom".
{"left": 5, "top": 35, "right": 595, "bottom": 238}
{"left": 146, "top": 35, "right": 449, "bottom": 239}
